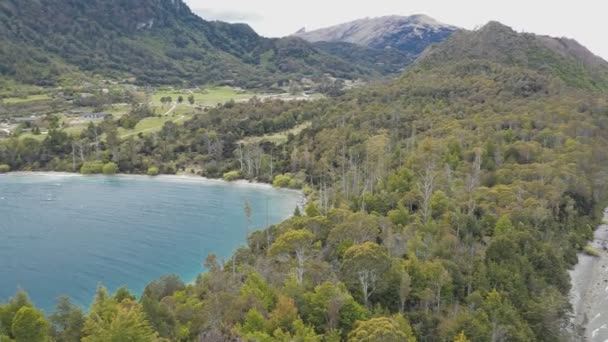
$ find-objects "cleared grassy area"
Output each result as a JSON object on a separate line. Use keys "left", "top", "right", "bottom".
{"left": 3, "top": 94, "right": 51, "bottom": 104}
{"left": 118, "top": 112, "right": 192, "bottom": 138}
{"left": 240, "top": 122, "right": 312, "bottom": 145}
{"left": 18, "top": 133, "right": 46, "bottom": 141}
{"left": 151, "top": 86, "right": 254, "bottom": 107}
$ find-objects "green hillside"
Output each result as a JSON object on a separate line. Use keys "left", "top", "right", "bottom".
{"left": 0, "top": 0, "right": 382, "bottom": 89}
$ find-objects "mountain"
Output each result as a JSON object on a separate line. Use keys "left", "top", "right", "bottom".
{"left": 0, "top": 0, "right": 381, "bottom": 88}
{"left": 294, "top": 15, "right": 458, "bottom": 55}
{"left": 417, "top": 21, "right": 608, "bottom": 90}
{"left": 310, "top": 41, "right": 415, "bottom": 75}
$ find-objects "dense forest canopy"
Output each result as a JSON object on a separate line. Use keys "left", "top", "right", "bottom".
{"left": 1, "top": 20, "right": 608, "bottom": 342}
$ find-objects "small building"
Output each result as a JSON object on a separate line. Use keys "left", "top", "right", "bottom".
{"left": 67, "top": 109, "right": 89, "bottom": 116}
{"left": 11, "top": 116, "right": 37, "bottom": 124}
{"left": 83, "top": 112, "right": 109, "bottom": 120}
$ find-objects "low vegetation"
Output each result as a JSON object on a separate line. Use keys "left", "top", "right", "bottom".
{"left": 583, "top": 246, "right": 601, "bottom": 257}
{"left": 79, "top": 161, "right": 104, "bottom": 175}
{"left": 272, "top": 173, "right": 303, "bottom": 189}
{"left": 102, "top": 162, "right": 118, "bottom": 175}
{"left": 223, "top": 170, "right": 241, "bottom": 182}
{"left": 146, "top": 167, "right": 159, "bottom": 176}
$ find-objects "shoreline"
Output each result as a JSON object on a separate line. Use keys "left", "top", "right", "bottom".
{"left": 1, "top": 170, "right": 303, "bottom": 193}
{"left": 3, "top": 171, "right": 307, "bottom": 209}
{"left": 2, "top": 171, "right": 307, "bottom": 210}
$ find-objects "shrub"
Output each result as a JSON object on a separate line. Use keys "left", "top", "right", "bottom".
{"left": 0, "top": 164, "right": 10, "bottom": 173}
{"left": 273, "top": 174, "right": 302, "bottom": 189}
{"left": 102, "top": 162, "right": 118, "bottom": 175}
{"left": 80, "top": 161, "right": 104, "bottom": 174}
{"left": 288, "top": 178, "right": 303, "bottom": 189}
{"left": 223, "top": 170, "right": 241, "bottom": 182}
{"left": 147, "top": 166, "right": 160, "bottom": 176}
{"left": 583, "top": 246, "right": 601, "bottom": 257}
{"left": 273, "top": 174, "right": 291, "bottom": 188}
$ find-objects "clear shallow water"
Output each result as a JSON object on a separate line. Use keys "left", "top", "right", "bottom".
{"left": 0, "top": 173, "right": 300, "bottom": 312}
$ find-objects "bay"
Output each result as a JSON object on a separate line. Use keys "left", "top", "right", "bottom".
{"left": 0, "top": 173, "right": 301, "bottom": 312}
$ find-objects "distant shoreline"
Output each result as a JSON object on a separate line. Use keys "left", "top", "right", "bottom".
{"left": 1, "top": 171, "right": 301, "bottom": 192}
{"left": 1, "top": 170, "right": 308, "bottom": 215}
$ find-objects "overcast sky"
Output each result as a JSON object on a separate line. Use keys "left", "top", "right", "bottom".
{"left": 184, "top": 0, "right": 608, "bottom": 60}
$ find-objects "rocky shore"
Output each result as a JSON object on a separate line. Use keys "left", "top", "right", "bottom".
{"left": 570, "top": 212, "right": 608, "bottom": 341}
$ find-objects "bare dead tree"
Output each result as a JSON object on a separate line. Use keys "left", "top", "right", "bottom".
{"left": 418, "top": 161, "right": 437, "bottom": 224}
{"left": 465, "top": 149, "right": 482, "bottom": 215}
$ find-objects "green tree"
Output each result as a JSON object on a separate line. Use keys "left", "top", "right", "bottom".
{"left": 240, "top": 272, "right": 276, "bottom": 311}
{"left": 147, "top": 167, "right": 159, "bottom": 176}
{"left": 241, "top": 309, "right": 266, "bottom": 335}
{"left": 82, "top": 286, "right": 158, "bottom": 342}
{"left": 102, "top": 162, "right": 118, "bottom": 175}
{"left": 80, "top": 161, "right": 104, "bottom": 174}
{"left": 302, "top": 282, "right": 366, "bottom": 333}
{"left": 187, "top": 95, "right": 195, "bottom": 105}
{"left": 269, "top": 229, "right": 316, "bottom": 285}
{"left": 0, "top": 290, "right": 33, "bottom": 338}
{"left": 11, "top": 307, "right": 49, "bottom": 342}
{"left": 50, "top": 296, "right": 85, "bottom": 342}
{"left": 342, "top": 242, "right": 391, "bottom": 306}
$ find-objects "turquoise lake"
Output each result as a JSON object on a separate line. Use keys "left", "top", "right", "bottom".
{"left": 0, "top": 173, "right": 301, "bottom": 312}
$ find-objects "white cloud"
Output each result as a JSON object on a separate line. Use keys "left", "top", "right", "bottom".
{"left": 184, "top": 0, "right": 608, "bottom": 60}
{"left": 193, "top": 9, "right": 263, "bottom": 23}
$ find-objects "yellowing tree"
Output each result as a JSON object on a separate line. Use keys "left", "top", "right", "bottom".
{"left": 348, "top": 316, "right": 416, "bottom": 342}
{"left": 453, "top": 331, "right": 471, "bottom": 342}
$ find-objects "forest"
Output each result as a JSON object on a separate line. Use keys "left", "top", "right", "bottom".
{"left": 2, "top": 23, "right": 608, "bottom": 342}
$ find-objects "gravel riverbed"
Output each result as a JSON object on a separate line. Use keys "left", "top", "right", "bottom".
{"left": 570, "top": 213, "right": 608, "bottom": 342}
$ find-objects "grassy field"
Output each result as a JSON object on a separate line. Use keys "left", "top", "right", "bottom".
{"left": 118, "top": 112, "right": 191, "bottom": 138}
{"left": 18, "top": 133, "right": 46, "bottom": 141}
{"left": 3, "top": 94, "right": 51, "bottom": 104}
{"left": 151, "top": 86, "right": 254, "bottom": 107}
{"left": 10, "top": 86, "right": 257, "bottom": 140}
{"left": 240, "top": 122, "right": 312, "bottom": 145}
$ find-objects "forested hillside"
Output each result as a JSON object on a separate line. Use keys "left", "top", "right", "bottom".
{"left": 2, "top": 22, "right": 608, "bottom": 341}
{"left": 0, "top": 0, "right": 387, "bottom": 88}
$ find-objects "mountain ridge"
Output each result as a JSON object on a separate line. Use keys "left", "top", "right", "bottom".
{"left": 0, "top": 0, "right": 383, "bottom": 88}
{"left": 294, "top": 14, "right": 458, "bottom": 55}
{"left": 416, "top": 21, "right": 608, "bottom": 90}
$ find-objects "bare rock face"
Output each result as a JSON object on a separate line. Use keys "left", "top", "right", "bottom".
{"left": 293, "top": 15, "right": 458, "bottom": 55}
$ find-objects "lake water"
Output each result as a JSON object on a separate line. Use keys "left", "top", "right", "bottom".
{"left": 0, "top": 173, "right": 301, "bottom": 312}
